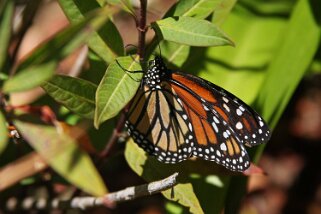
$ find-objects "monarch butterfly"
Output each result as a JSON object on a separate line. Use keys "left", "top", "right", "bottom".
{"left": 125, "top": 56, "right": 271, "bottom": 171}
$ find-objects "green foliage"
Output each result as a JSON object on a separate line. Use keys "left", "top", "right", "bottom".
{"left": 258, "top": 0, "right": 321, "bottom": 128}
{"left": 125, "top": 140, "right": 204, "bottom": 214}
{"left": 0, "top": 0, "right": 320, "bottom": 213}
{"left": 0, "top": 111, "right": 8, "bottom": 155}
{"left": 3, "top": 62, "right": 56, "bottom": 93}
{"left": 0, "top": 0, "right": 13, "bottom": 71}
{"left": 94, "top": 56, "right": 142, "bottom": 128}
{"left": 165, "top": 0, "right": 222, "bottom": 19}
{"left": 14, "top": 120, "right": 107, "bottom": 196}
{"left": 58, "top": 0, "right": 124, "bottom": 63}
{"left": 42, "top": 75, "right": 97, "bottom": 119}
{"left": 152, "top": 16, "right": 234, "bottom": 47}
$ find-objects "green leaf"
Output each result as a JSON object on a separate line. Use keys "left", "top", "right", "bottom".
{"left": 106, "top": 0, "right": 135, "bottom": 15}
{"left": 42, "top": 75, "right": 97, "bottom": 119}
{"left": 212, "top": 0, "right": 237, "bottom": 26}
{"left": 185, "top": 4, "right": 288, "bottom": 104}
{"left": 59, "top": 0, "right": 124, "bottom": 63}
{"left": 152, "top": 16, "right": 234, "bottom": 47}
{"left": 147, "top": 0, "right": 236, "bottom": 73}
{"left": 160, "top": 41, "right": 190, "bottom": 67}
{"left": 18, "top": 8, "right": 111, "bottom": 70}
{"left": 0, "top": 111, "right": 8, "bottom": 155}
{"left": 258, "top": 0, "right": 321, "bottom": 128}
{"left": 0, "top": 0, "right": 13, "bottom": 71}
{"left": 223, "top": 0, "right": 320, "bottom": 213}
{"left": 3, "top": 62, "right": 56, "bottom": 93}
{"left": 166, "top": 0, "right": 221, "bottom": 19}
{"left": 125, "top": 140, "right": 204, "bottom": 214}
{"left": 14, "top": 120, "right": 107, "bottom": 196}
{"left": 94, "top": 56, "right": 142, "bottom": 128}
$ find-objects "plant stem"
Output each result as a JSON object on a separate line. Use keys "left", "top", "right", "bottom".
{"left": 100, "top": 0, "right": 148, "bottom": 159}
{"left": 137, "top": 0, "right": 147, "bottom": 61}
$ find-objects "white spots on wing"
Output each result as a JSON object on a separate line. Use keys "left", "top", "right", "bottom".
{"left": 223, "top": 103, "right": 230, "bottom": 112}
{"left": 220, "top": 143, "right": 227, "bottom": 151}
{"left": 239, "top": 106, "right": 245, "bottom": 112}
{"left": 236, "top": 108, "right": 242, "bottom": 116}
{"left": 223, "top": 97, "right": 229, "bottom": 103}
{"left": 212, "top": 122, "right": 219, "bottom": 133}
{"left": 177, "top": 98, "right": 183, "bottom": 105}
{"left": 252, "top": 134, "right": 256, "bottom": 138}
{"left": 213, "top": 116, "right": 220, "bottom": 124}
{"left": 223, "top": 131, "right": 229, "bottom": 139}
{"left": 259, "top": 120, "right": 264, "bottom": 127}
{"left": 236, "top": 122, "right": 243, "bottom": 130}
{"left": 188, "top": 123, "right": 193, "bottom": 131}
{"left": 182, "top": 114, "right": 188, "bottom": 120}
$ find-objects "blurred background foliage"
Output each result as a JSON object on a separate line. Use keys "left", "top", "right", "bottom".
{"left": 0, "top": 0, "right": 320, "bottom": 213}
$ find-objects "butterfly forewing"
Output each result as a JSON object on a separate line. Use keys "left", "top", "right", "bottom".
{"left": 126, "top": 84, "right": 194, "bottom": 163}
{"left": 169, "top": 78, "right": 251, "bottom": 171}
{"left": 171, "top": 73, "right": 271, "bottom": 146}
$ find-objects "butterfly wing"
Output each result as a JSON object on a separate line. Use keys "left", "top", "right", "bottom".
{"left": 126, "top": 59, "right": 270, "bottom": 171}
{"left": 168, "top": 74, "right": 252, "bottom": 171}
{"left": 170, "top": 72, "right": 271, "bottom": 147}
{"left": 126, "top": 85, "right": 194, "bottom": 163}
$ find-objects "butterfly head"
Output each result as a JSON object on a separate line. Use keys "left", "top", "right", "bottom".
{"left": 144, "top": 56, "right": 168, "bottom": 88}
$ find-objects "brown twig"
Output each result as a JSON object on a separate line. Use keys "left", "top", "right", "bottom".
{"left": 137, "top": 0, "right": 148, "bottom": 61}
{"left": 6, "top": 173, "right": 179, "bottom": 211}
{"left": 99, "top": 111, "right": 127, "bottom": 159}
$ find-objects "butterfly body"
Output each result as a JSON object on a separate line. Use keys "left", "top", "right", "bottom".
{"left": 126, "top": 56, "right": 271, "bottom": 171}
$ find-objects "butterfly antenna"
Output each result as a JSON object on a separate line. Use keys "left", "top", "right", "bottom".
{"left": 116, "top": 59, "right": 142, "bottom": 82}
{"left": 158, "top": 41, "right": 162, "bottom": 58}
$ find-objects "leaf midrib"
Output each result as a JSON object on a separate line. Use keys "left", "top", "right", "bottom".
{"left": 45, "top": 82, "right": 95, "bottom": 105}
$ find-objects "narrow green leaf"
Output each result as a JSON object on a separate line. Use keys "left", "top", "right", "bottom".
{"left": 152, "top": 16, "right": 234, "bottom": 47}
{"left": 14, "top": 120, "right": 107, "bottom": 196}
{"left": 238, "top": 0, "right": 294, "bottom": 15}
{"left": 3, "top": 62, "right": 56, "bottom": 93}
{"left": 95, "top": 56, "right": 142, "bottom": 128}
{"left": 0, "top": 111, "right": 8, "bottom": 155}
{"left": 42, "top": 75, "right": 97, "bottom": 119}
{"left": 212, "top": 0, "right": 237, "bottom": 26}
{"left": 225, "top": 0, "right": 320, "bottom": 213}
{"left": 0, "top": 0, "right": 13, "bottom": 70}
{"left": 258, "top": 0, "right": 321, "bottom": 128}
{"left": 18, "top": 8, "right": 111, "bottom": 70}
{"left": 106, "top": 0, "right": 135, "bottom": 15}
{"left": 166, "top": 0, "right": 221, "bottom": 19}
{"left": 125, "top": 140, "right": 204, "bottom": 214}
{"left": 59, "top": 0, "right": 124, "bottom": 63}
